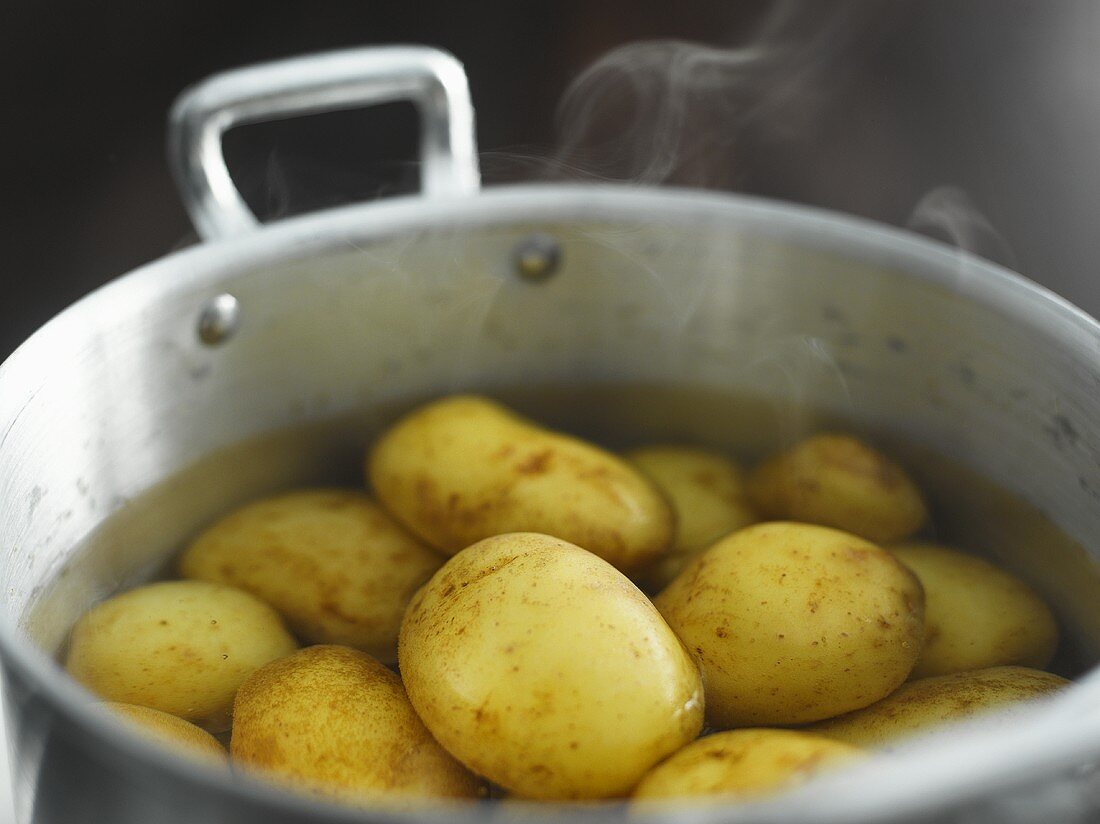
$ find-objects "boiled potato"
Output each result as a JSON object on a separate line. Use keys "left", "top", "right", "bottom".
{"left": 102, "top": 702, "right": 226, "bottom": 762}
{"left": 367, "top": 395, "right": 673, "bottom": 572}
{"left": 892, "top": 543, "right": 1059, "bottom": 678}
{"left": 231, "top": 645, "right": 480, "bottom": 803}
{"left": 625, "top": 445, "right": 757, "bottom": 591}
{"left": 399, "top": 532, "right": 704, "bottom": 800}
{"left": 808, "top": 666, "right": 1069, "bottom": 748}
{"left": 66, "top": 580, "right": 297, "bottom": 731}
{"left": 655, "top": 522, "right": 924, "bottom": 727}
{"left": 748, "top": 434, "right": 927, "bottom": 543}
{"left": 632, "top": 729, "right": 863, "bottom": 802}
{"left": 178, "top": 489, "right": 443, "bottom": 664}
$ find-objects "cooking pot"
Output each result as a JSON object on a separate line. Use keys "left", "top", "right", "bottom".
{"left": 3, "top": 45, "right": 1100, "bottom": 824}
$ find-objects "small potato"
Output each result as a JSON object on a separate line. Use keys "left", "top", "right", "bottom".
{"left": 808, "top": 666, "right": 1069, "bottom": 748}
{"left": 66, "top": 580, "right": 297, "bottom": 731}
{"left": 231, "top": 645, "right": 480, "bottom": 803}
{"left": 655, "top": 522, "right": 924, "bottom": 727}
{"left": 179, "top": 489, "right": 443, "bottom": 664}
{"left": 892, "top": 543, "right": 1059, "bottom": 678}
{"left": 632, "top": 729, "right": 863, "bottom": 802}
{"left": 102, "top": 702, "right": 226, "bottom": 762}
{"left": 399, "top": 533, "right": 704, "bottom": 800}
{"left": 625, "top": 446, "right": 757, "bottom": 591}
{"left": 367, "top": 396, "right": 673, "bottom": 572}
{"left": 748, "top": 434, "right": 927, "bottom": 543}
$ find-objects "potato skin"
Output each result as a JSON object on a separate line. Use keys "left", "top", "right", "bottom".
{"left": 102, "top": 702, "right": 226, "bottom": 761}
{"left": 179, "top": 489, "right": 443, "bottom": 664}
{"left": 892, "top": 543, "right": 1059, "bottom": 678}
{"left": 398, "top": 533, "right": 704, "bottom": 800}
{"left": 655, "top": 522, "right": 924, "bottom": 727}
{"left": 367, "top": 396, "right": 673, "bottom": 572}
{"left": 66, "top": 581, "right": 297, "bottom": 731}
{"left": 632, "top": 729, "right": 862, "bottom": 802}
{"left": 231, "top": 645, "right": 480, "bottom": 803}
{"left": 626, "top": 446, "right": 757, "bottom": 591}
{"left": 807, "top": 666, "right": 1069, "bottom": 748}
{"left": 748, "top": 434, "right": 927, "bottom": 543}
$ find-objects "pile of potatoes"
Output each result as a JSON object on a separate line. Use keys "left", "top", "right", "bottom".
{"left": 64, "top": 395, "right": 1068, "bottom": 807}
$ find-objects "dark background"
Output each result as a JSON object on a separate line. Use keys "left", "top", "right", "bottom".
{"left": 3, "top": 1, "right": 1100, "bottom": 359}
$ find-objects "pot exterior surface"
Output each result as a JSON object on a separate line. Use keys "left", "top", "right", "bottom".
{"left": 2, "top": 185, "right": 1100, "bottom": 823}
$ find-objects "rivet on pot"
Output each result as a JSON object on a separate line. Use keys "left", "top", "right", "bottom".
{"left": 513, "top": 234, "right": 562, "bottom": 283}
{"left": 197, "top": 293, "right": 241, "bottom": 346}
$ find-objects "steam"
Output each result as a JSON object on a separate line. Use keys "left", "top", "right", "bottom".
{"left": 907, "top": 185, "right": 1018, "bottom": 270}
{"left": 548, "top": 1, "right": 900, "bottom": 187}
{"left": 545, "top": 2, "right": 1020, "bottom": 273}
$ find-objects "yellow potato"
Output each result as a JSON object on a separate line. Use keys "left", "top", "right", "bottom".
{"left": 179, "top": 489, "right": 443, "bottom": 664}
{"left": 748, "top": 434, "right": 927, "bottom": 543}
{"left": 398, "top": 532, "right": 704, "bottom": 800}
{"left": 66, "top": 580, "right": 297, "bottom": 731}
{"left": 625, "top": 445, "right": 757, "bottom": 591}
{"left": 808, "top": 666, "right": 1069, "bottom": 748}
{"left": 231, "top": 645, "right": 480, "bottom": 803}
{"left": 632, "top": 729, "right": 863, "bottom": 802}
{"left": 367, "top": 395, "right": 673, "bottom": 572}
{"left": 655, "top": 522, "right": 924, "bottom": 727}
{"left": 892, "top": 543, "right": 1059, "bottom": 678}
{"left": 101, "top": 702, "right": 226, "bottom": 762}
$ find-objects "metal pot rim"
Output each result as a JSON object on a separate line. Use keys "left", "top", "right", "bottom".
{"left": 3, "top": 182, "right": 1099, "bottom": 822}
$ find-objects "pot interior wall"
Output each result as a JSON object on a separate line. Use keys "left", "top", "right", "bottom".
{"left": 3, "top": 190, "right": 1100, "bottom": 674}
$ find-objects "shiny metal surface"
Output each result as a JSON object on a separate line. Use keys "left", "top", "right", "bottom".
{"left": 3, "top": 185, "right": 1100, "bottom": 824}
{"left": 0, "top": 676, "right": 12, "bottom": 824}
{"left": 169, "top": 46, "right": 480, "bottom": 240}
{"left": 512, "top": 233, "right": 563, "bottom": 283}
{"left": 196, "top": 293, "right": 241, "bottom": 346}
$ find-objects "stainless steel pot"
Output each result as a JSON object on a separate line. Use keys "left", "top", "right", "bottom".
{"left": 3, "top": 46, "right": 1100, "bottom": 824}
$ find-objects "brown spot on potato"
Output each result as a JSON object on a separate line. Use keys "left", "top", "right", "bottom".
{"left": 690, "top": 469, "right": 720, "bottom": 488}
{"left": 516, "top": 450, "right": 554, "bottom": 475}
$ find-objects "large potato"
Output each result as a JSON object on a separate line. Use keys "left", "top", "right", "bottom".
{"left": 231, "top": 645, "right": 480, "bottom": 804}
{"left": 367, "top": 395, "right": 673, "bottom": 572}
{"left": 632, "top": 729, "right": 862, "bottom": 802}
{"left": 892, "top": 543, "right": 1059, "bottom": 678}
{"left": 102, "top": 702, "right": 226, "bottom": 762}
{"left": 808, "top": 666, "right": 1069, "bottom": 748}
{"left": 178, "top": 489, "right": 443, "bottom": 664}
{"left": 399, "top": 532, "right": 704, "bottom": 800}
{"left": 625, "top": 445, "right": 757, "bottom": 591}
{"left": 748, "top": 434, "right": 927, "bottom": 543}
{"left": 66, "top": 580, "right": 297, "bottom": 731}
{"left": 655, "top": 522, "right": 924, "bottom": 727}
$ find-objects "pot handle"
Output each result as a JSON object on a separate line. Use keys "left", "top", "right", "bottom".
{"left": 168, "top": 46, "right": 481, "bottom": 241}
